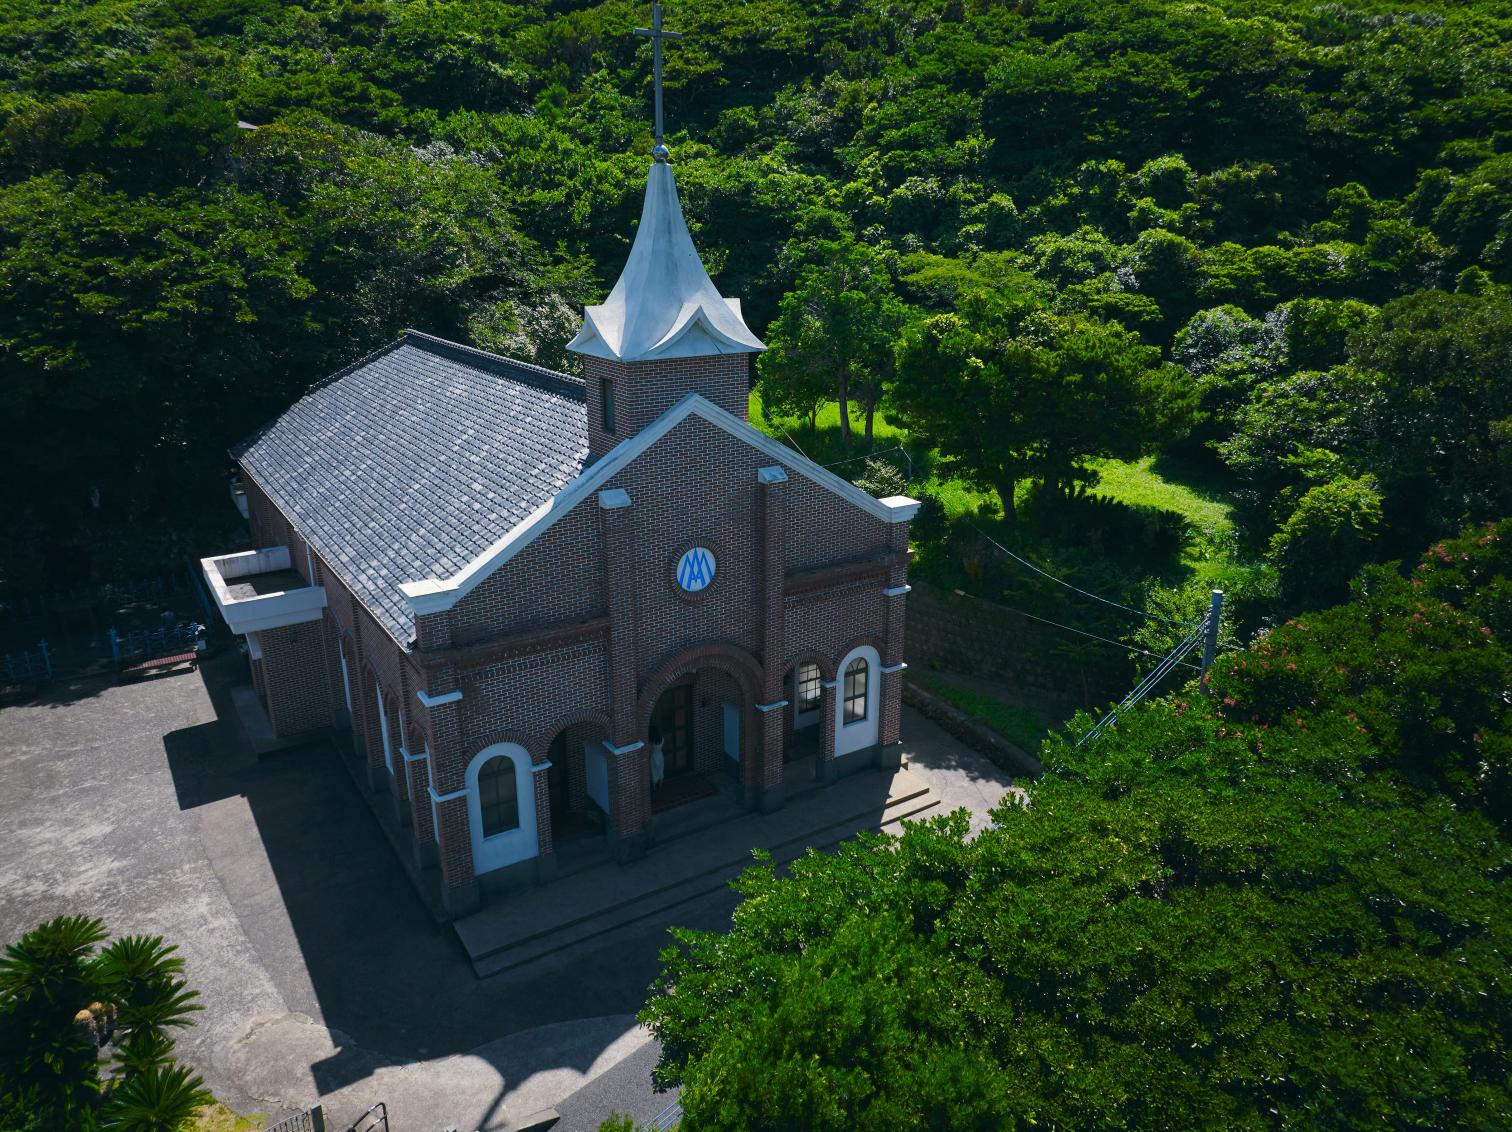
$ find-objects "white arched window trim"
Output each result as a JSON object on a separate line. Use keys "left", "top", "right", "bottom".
{"left": 375, "top": 680, "right": 394, "bottom": 774}
{"left": 834, "top": 644, "right": 880, "bottom": 756}
{"left": 465, "top": 743, "right": 539, "bottom": 875}
{"left": 337, "top": 639, "right": 353, "bottom": 715}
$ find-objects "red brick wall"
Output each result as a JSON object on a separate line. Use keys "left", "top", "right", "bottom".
{"left": 235, "top": 366, "right": 913, "bottom": 894}
{"left": 585, "top": 354, "right": 750, "bottom": 459}
{"left": 257, "top": 619, "right": 334, "bottom": 737}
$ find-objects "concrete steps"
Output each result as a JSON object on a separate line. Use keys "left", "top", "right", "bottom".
{"left": 457, "top": 767, "right": 939, "bottom": 979}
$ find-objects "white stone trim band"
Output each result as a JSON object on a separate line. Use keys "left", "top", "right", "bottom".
{"left": 881, "top": 662, "right": 909, "bottom": 674}
{"left": 883, "top": 584, "right": 912, "bottom": 597}
{"left": 819, "top": 679, "right": 839, "bottom": 689}
{"left": 399, "top": 745, "right": 430, "bottom": 764}
{"left": 531, "top": 761, "right": 553, "bottom": 773}
{"left": 429, "top": 785, "right": 467, "bottom": 804}
{"left": 603, "top": 739, "right": 645, "bottom": 757}
{"left": 598, "top": 488, "right": 632, "bottom": 510}
{"left": 756, "top": 699, "right": 789, "bottom": 713}
{"left": 416, "top": 688, "right": 463, "bottom": 708}
{"left": 756, "top": 465, "right": 788, "bottom": 485}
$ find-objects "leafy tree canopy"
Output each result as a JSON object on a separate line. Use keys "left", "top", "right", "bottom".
{"left": 642, "top": 521, "right": 1512, "bottom": 1129}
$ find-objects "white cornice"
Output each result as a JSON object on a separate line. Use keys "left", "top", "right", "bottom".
{"left": 398, "top": 395, "right": 919, "bottom": 618}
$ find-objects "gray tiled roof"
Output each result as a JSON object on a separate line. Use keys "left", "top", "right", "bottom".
{"left": 235, "top": 330, "right": 588, "bottom": 646}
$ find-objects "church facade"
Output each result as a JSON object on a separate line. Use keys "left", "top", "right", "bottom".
{"left": 203, "top": 157, "right": 917, "bottom": 916}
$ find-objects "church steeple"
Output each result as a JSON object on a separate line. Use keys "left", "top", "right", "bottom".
{"left": 568, "top": 2, "right": 764, "bottom": 460}
{"left": 566, "top": 161, "right": 765, "bottom": 363}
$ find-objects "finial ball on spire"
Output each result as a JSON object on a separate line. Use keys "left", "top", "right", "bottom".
{"left": 652, "top": 142, "right": 670, "bottom": 163}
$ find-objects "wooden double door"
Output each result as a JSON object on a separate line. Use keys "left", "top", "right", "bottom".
{"left": 652, "top": 681, "right": 695, "bottom": 778}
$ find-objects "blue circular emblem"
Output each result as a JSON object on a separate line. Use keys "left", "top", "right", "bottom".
{"left": 676, "top": 547, "right": 716, "bottom": 593}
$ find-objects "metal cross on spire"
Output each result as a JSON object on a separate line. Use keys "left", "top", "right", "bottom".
{"left": 634, "top": 2, "right": 682, "bottom": 162}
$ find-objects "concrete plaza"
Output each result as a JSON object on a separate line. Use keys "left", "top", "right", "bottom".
{"left": 0, "top": 654, "right": 1020, "bottom": 1130}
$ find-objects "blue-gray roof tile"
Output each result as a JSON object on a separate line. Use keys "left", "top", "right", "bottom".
{"left": 235, "top": 330, "right": 588, "bottom": 646}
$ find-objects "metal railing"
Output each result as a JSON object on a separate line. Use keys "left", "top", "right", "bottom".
{"left": 107, "top": 622, "right": 206, "bottom": 663}
{"left": 267, "top": 1103, "right": 325, "bottom": 1132}
{"left": 643, "top": 1097, "right": 683, "bottom": 1131}
{"left": 0, "top": 641, "right": 51, "bottom": 682}
{"left": 346, "top": 1101, "right": 389, "bottom": 1132}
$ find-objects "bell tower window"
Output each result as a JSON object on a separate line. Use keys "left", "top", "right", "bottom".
{"left": 600, "top": 378, "right": 616, "bottom": 434}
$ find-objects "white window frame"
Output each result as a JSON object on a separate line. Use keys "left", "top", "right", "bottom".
{"left": 376, "top": 680, "right": 394, "bottom": 773}
{"left": 793, "top": 661, "right": 823, "bottom": 729}
{"left": 834, "top": 645, "right": 880, "bottom": 756}
{"left": 466, "top": 743, "right": 539, "bottom": 875}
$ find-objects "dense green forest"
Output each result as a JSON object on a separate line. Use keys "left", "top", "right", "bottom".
{"left": 3, "top": 4, "right": 1509, "bottom": 1125}
{"left": 2, "top": 0, "right": 1509, "bottom": 625}
{"left": 642, "top": 520, "right": 1512, "bottom": 1128}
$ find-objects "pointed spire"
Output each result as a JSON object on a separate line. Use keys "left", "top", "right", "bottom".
{"left": 567, "top": 162, "right": 765, "bottom": 362}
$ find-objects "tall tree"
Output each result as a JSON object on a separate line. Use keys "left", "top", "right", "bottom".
{"left": 758, "top": 237, "right": 910, "bottom": 444}
{"left": 892, "top": 290, "right": 1194, "bottom": 519}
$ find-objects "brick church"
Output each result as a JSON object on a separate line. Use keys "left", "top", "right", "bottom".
{"left": 202, "top": 150, "right": 917, "bottom": 916}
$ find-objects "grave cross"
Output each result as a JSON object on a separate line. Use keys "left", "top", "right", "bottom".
{"left": 633, "top": 3, "right": 683, "bottom": 160}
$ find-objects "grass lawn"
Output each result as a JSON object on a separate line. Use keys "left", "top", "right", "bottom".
{"left": 753, "top": 392, "right": 1253, "bottom": 588}
{"left": 1089, "top": 455, "right": 1235, "bottom": 545}
{"left": 913, "top": 672, "right": 1051, "bottom": 752}
{"left": 193, "top": 1101, "right": 265, "bottom": 1131}
{"left": 751, "top": 390, "right": 998, "bottom": 517}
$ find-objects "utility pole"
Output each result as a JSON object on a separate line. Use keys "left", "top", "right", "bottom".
{"left": 1199, "top": 589, "right": 1224, "bottom": 694}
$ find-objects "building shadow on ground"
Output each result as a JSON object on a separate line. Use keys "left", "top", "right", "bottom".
{"left": 162, "top": 652, "right": 683, "bottom": 1106}
{"left": 161, "top": 655, "right": 730, "bottom": 1107}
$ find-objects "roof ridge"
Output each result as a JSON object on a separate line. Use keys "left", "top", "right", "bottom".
{"left": 402, "top": 329, "right": 586, "bottom": 402}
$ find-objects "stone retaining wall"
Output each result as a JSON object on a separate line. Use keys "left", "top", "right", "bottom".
{"left": 902, "top": 679, "right": 1044, "bottom": 780}
{"left": 904, "top": 582, "right": 1131, "bottom": 710}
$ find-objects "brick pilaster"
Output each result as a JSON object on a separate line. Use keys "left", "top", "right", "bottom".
{"left": 417, "top": 676, "right": 479, "bottom": 912}
{"left": 599, "top": 488, "right": 650, "bottom": 857}
{"left": 879, "top": 520, "right": 912, "bottom": 755}
{"left": 817, "top": 679, "right": 838, "bottom": 781}
{"left": 607, "top": 743, "right": 651, "bottom": 857}
{"left": 531, "top": 758, "right": 556, "bottom": 880}
{"left": 600, "top": 491, "right": 639, "bottom": 746}
{"left": 751, "top": 466, "right": 788, "bottom": 810}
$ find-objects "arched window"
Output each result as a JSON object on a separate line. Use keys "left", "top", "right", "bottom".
{"left": 843, "top": 657, "right": 869, "bottom": 724}
{"left": 796, "top": 661, "right": 822, "bottom": 714}
{"left": 477, "top": 755, "right": 520, "bottom": 837}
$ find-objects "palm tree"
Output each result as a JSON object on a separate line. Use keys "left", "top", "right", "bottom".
{"left": 0, "top": 916, "right": 110, "bottom": 1125}
{"left": 100, "top": 1062, "right": 210, "bottom": 1132}
{"left": 1, "top": 921, "right": 209, "bottom": 1131}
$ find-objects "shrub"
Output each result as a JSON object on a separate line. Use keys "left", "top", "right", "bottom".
{"left": 1269, "top": 474, "right": 1383, "bottom": 606}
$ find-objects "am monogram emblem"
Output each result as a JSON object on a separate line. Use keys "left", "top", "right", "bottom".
{"left": 676, "top": 546, "right": 716, "bottom": 593}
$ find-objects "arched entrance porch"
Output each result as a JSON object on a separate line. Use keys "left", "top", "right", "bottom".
{"left": 545, "top": 718, "right": 611, "bottom": 847}
{"left": 637, "top": 645, "right": 764, "bottom": 817}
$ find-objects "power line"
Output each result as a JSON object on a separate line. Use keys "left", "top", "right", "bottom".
{"left": 1079, "top": 616, "right": 1211, "bottom": 746}
{"left": 964, "top": 520, "right": 1199, "bottom": 628}
{"left": 951, "top": 589, "right": 1202, "bottom": 670}
{"left": 821, "top": 445, "right": 915, "bottom": 479}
